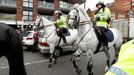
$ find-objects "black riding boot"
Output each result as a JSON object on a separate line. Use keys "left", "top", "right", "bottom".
{"left": 61, "top": 34, "right": 67, "bottom": 45}
{"left": 101, "top": 32, "right": 109, "bottom": 51}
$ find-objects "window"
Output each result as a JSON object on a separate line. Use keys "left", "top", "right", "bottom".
{"left": 118, "top": 14, "right": 125, "bottom": 19}
{"left": 111, "top": 12, "right": 115, "bottom": 20}
{"left": 23, "top": 15, "right": 29, "bottom": 21}
{"left": 29, "top": 0, "right": 33, "bottom": 2}
{"left": 23, "top": 0, "right": 28, "bottom": 1}
{"left": 29, "top": 16, "right": 33, "bottom": 20}
{"left": 23, "top": 11, "right": 33, "bottom": 21}
{"left": 29, "top": 12, "right": 33, "bottom": 16}
{"left": 23, "top": 0, "right": 33, "bottom": 21}
{"left": 23, "top": 2, "right": 28, "bottom": 7}
{"left": 23, "top": 11, "right": 29, "bottom": 15}
{"left": 29, "top": 3, "right": 33, "bottom": 7}
{"left": 23, "top": 0, "right": 33, "bottom": 7}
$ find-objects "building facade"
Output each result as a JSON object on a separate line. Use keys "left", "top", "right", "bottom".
{"left": 109, "top": 0, "right": 133, "bottom": 20}
{"left": 0, "top": 0, "right": 85, "bottom": 28}
{"left": 87, "top": 0, "right": 134, "bottom": 21}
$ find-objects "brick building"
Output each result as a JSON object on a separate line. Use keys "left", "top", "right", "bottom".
{"left": 87, "top": 0, "right": 134, "bottom": 21}
{"left": 0, "top": 0, "right": 85, "bottom": 28}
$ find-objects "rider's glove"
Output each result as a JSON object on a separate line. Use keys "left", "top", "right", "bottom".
{"left": 96, "top": 16, "right": 100, "bottom": 21}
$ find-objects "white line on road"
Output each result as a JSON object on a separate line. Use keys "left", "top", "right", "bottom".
{"left": 0, "top": 59, "right": 49, "bottom": 69}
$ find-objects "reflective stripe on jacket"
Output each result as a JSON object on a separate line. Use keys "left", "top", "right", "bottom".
{"left": 105, "top": 39, "right": 134, "bottom": 75}
{"left": 95, "top": 7, "right": 111, "bottom": 28}
{"left": 55, "top": 15, "right": 67, "bottom": 28}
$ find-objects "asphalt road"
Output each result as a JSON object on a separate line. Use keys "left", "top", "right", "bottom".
{"left": 0, "top": 47, "right": 115, "bottom": 75}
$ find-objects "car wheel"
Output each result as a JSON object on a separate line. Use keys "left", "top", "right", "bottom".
{"left": 54, "top": 47, "right": 62, "bottom": 57}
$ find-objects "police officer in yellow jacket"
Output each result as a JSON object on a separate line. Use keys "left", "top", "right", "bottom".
{"left": 54, "top": 10, "right": 68, "bottom": 45}
{"left": 95, "top": 1, "right": 111, "bottom": 51}
{"left": 105, "top": 39, "right": 134, "bottom": 75}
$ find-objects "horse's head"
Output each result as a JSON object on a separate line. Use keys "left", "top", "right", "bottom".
{"left": 68, "top": 8, "right": 79, "bottom": 29}
{"left": 35, "top": 15, "right": 44, "bottom": 27}
{"left": 35, "top": 15, "right": 53, "bottom": 28}
{"left": 68, "top": 4, "right": 80, "bottom": 29}
{"left": 68, "top": 4, "right": 92, "bottom": 29}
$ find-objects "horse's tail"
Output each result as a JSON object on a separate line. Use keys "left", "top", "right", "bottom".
{"left": 114, "top": 29, "right": 123, "bottom": 48}
{"left": 112, "top": 28, "right": 123, "bottom": 60}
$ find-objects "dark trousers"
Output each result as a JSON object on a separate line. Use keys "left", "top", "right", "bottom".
{"left": 98, "top": 27, "right": 108, "bottom": 46}
{"left": 56, "top": 27, "right": 67, "bottom": 45}
{"left": 32, "top": 41, "right": 38, "bottom": 52}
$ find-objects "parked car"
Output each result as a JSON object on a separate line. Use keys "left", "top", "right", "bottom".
{"left": 38, "top": 33, "right": 74, "bottom": 57}
{"left": 22, "top": 31, "right": 35, "bottom": 49}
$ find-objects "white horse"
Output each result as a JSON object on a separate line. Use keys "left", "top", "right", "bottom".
{"left": 35, "top": 15, "right": 78, "bottom": 67}
{"left": 68, "top": 4, "right": 123, "bottom": 75}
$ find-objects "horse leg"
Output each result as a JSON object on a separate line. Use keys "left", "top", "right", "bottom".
{"left": 48, "top": 44, "right": 55, "bottom": 68}
{"left": 48, "top": 53, "right": 53, "bottom": 68}
{"left": 87, "top": 50, "right": 93, "bottom": 75}
{"left": 71, "top": 49, "right": 82, "bottom": 75}
{"left": 53, "top": 51, "right": 57, "bottom": 64}
{"left": 104, "top": 49, "right": 110, "bottom": 72}
{"left": 111, "top": 45, "right": 120, "bottom": 65}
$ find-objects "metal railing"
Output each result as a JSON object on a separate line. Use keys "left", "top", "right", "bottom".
{"left": 38, "top": 1, "right": 54, "bottom": 9}
{"left": 0, "top": 0, "right": 16, "bottom": 7}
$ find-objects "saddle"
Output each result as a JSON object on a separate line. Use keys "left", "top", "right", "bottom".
{"left": 94, "top": 28, "right": 114, "bottom": 42}
{"left": 56, "top": 28, "right": 71, "bottom": 37}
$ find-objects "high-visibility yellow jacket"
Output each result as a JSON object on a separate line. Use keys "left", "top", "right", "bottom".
{"left": 105, "top": 39, "right": 134, "bottom": 75}
{"left": 54, "top": 15, "right": 67, "bottom": 28}
{"left": 95, "top": 7, "right": 111, "bottom": 28}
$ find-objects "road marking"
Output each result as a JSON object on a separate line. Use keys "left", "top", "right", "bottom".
{"left": 0, "top": 59, "right": 49, "bottom": 69}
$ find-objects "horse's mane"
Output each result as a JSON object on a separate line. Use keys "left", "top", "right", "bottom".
{"left": 72, "top": 4, "right": 93, "bottom": 26}
{"left": 71, "top": 3, "right": 80, "bottom": 9}
{"left": 40, "top": 16, "right": 53, "bottom": 25}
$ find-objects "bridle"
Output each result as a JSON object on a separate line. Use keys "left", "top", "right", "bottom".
{"left": 68, "top": 8, "right": 80, "bottom": 29}
{"left": 37, "top": 16, "right": 55, "bottom": 42}
{"left": 68, "top": 8, "right": 93, "bottom": 50}
{"left": 37, "top": 16, "right": 52, "bottom": 28}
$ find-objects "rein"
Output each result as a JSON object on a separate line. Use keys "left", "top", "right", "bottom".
{"left": 39, "top": 17, "right": 55, "bottom": 42}
{"left": 71, "top": 8, "right": 93, "bottom": 50}
{"left": 77, "top": 25, "right": 92, "bottom": 45}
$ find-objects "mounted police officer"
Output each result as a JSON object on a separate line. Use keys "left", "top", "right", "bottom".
{"left": 54, "top": 10, "right": 68, "bottom": 45}
{"left": 95, "top": 1, "right": 111, "bottom": 51}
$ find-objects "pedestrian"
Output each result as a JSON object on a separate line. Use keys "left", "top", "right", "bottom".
{"left": 105, "top": 39, "right": 134, "bottom": 75}
{"left": 94, "top": 1, "right": 111, "bottom": 51}
{"left": 32, "top": 28, "right": 39, "bottom": 52}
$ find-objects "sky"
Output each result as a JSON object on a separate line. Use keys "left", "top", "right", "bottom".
{"left": 80, "top": 0, "right": 115, "bottom": 10}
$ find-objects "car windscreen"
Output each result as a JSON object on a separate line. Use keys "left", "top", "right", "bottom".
{"left": 39, "top": 31, "right": 46, "bottom": 37}
{"left": 24, "top": 32, "right": 33, "bottom": 37}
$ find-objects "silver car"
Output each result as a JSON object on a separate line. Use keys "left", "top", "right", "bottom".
{"left": 38, "top": 31, "right": 74, "bottom": 56}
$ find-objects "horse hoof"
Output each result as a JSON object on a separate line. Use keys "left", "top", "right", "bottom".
{"left": 53, "top": 61, "right": 57, "bottom": 64}
{"left": 76, "top": 68, "right": 81, "bottom": 75}
{"left": 105, "top": 65, "right": 109, "bottom": 73}
{"left": 48, "top": 64, "right": 52, "bottom": 68}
